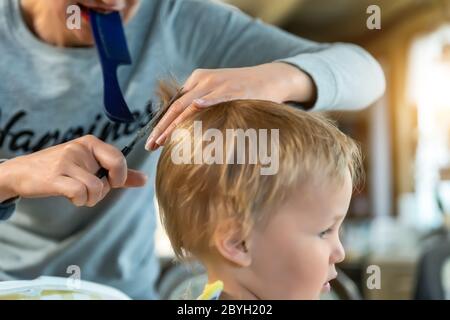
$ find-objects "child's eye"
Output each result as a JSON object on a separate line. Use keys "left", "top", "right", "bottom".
{"left": 319, "top": 228, "right": 333, "bottom": 239}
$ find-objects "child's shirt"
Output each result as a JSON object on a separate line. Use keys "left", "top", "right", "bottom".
{"left": 197, "top": 281, "right": 224, "bottom": 300}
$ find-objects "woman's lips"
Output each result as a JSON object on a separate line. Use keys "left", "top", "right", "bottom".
{"left": 77, "top": 2, "right": 120, "bottom": 14}
{"left": 79, "top": 4, "right": 90, "bottom": 22}
{"left": 77, "top": 3, "right": 119, "bottom": 24}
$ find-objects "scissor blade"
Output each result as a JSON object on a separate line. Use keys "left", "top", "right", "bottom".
{"left": 129, "top": 88, "right": 185, "bottom": 148}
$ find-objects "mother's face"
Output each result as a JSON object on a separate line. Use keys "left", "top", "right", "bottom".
{"left": 39, "top": 0, "right": 140, "bottom": 46}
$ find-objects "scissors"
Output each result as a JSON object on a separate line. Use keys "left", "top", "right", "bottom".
{"left": 95, "top": 88, "right": 184, "bottom": 179}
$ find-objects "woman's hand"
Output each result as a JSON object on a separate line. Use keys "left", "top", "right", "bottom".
{"left": 0, "top": 135, "right": 147, "bottom": 207}
{"left": 145, "top": 62, "right": 316, "bottom": 151}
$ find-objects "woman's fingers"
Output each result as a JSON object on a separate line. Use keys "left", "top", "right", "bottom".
{"left": 53, "top": 176, "right": 88, "bottom": 207}
{"left": 100, "top": 177, "right": 112, "bottom": 200}
{"left": 193, "top": 92, "right": 236, "bottom": 108}
{"left": 146, "top": 88, "right": 210, "bottom": 150}
{"left": 124, "top": 169, "right": 148, "bottom": 188}
{"left": 144, "top": 67, "right": 267, "bottom": 152}
{"left": 144, "top": 69, "right": 216, "bottom": 150}
{"left": 2, "top": 134, "right": 148, "bottom": 208}
{"left": 63, "top": 164, "right": 104, "bottom": 207}
{"left": 57, "top": 165, "right": 145, "bottom": 208}
{"left": 149, "top": 91, "right": 238, "bottom": 148}
{"left": 154, "top": 103, "right": 201, "bottom": 147}
{"left": 79, "top": 135, "right": 128, "bottom": 188}
{"left": 65, "top": 142, "right": 101, "bottom": 174}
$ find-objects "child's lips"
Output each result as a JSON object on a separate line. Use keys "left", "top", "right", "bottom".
{"left": 322, "top": 273, "right": 337, "bottom": 293}
{"left": 322, "top": 282, "right": 331, "bottom": 293}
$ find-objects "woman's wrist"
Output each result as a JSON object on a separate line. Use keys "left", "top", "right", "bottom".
{"left": 271, "top": 62, "right": 317, "bottom": 106}
{"left": 0, "top": 160, "right": 19, "bottom": 203}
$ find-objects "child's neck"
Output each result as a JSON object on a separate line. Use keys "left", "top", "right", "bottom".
{"left": 207, "top": 268, "right": 260, "bottom": 300}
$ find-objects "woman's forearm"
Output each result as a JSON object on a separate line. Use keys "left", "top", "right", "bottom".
{"left": 271, "top": 62, "right": 317, "bottom": 106}
{"left": 0, "top": 160, "right": 18, "bottom": 203}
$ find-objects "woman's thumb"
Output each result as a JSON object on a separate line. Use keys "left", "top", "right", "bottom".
{"left": 124, "top": 169, "right": 148, "bottom": 188}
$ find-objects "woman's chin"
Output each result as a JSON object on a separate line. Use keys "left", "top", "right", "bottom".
{"left": 71, "top": 29, "right": 95, "bottom": 47}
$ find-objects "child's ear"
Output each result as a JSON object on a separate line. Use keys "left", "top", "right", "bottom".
{"left": 213, "top": 226, "right": 252, "bottom": 267}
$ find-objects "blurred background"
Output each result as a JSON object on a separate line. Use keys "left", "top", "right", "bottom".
{"left": 156, "top": 0, "right": 450, "bottom": 300}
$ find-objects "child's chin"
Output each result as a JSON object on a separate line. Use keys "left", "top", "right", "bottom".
{"left": 274, "top": 291, "right": 321, "bottom": 300}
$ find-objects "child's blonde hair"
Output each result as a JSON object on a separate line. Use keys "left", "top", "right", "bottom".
{"left": 156, "top": 89, "right": 363, "bottom": 261}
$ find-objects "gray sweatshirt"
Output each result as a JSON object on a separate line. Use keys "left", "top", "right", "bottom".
{"left": 0, "top": 0, "right": 385, "bottom": 298}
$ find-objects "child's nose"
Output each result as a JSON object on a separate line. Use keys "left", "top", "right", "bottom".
{"left": 331, "top": 240, "right": 346, "bottom": 264}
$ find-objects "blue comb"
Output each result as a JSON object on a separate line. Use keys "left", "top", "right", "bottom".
{"left": 90, "top": 10, "right": 135, "bottom": 123}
